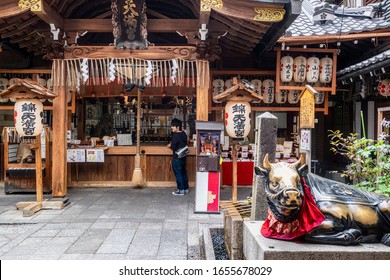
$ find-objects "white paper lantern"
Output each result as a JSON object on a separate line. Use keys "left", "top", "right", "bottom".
{"left": 14, "top": 99, "right": 44, "bottom": 136}
{"left": 0, "top": 78, "right": 9, "bottom": 103}
{"left": 9, "top": 78, "right": 18, "bottom": 86}
{"left": 280, "top": 55, "right": 294, "bottom": 82}
{"left": 225, "top": 101, "right": 251, "bottom": 138}
{"left": 275, "top": 90, "right": 288, "bottom": 104}
{"left": 38, "top": 78, "right": 47, "bottom": 87}
{"left": 212, "top": 79, "right": 224, "bottom": 103}
{"left": 224, "top": 79, "right": 234, "bottom": 89}
{"left": 293, "top": 56, "right": 307, "bottom": 83}
{"left": 250, "top": 79, "right": 262, "bottom": 103}
{"left": 315, "top": 92, "right": 325, "bottom": 104}
{"left": 378, "top": 79, "right": 390, "bottom": 97}
{"left": 0, "top": 78, "right": 9, "bottom": 91}
{"left": 288, "top": 90, "right": 300, "bottom": 104}
{"left": 320, "top": 56, "right": 333, "bottom": 83}
{"left": 306, "top": 57, "right": 320, "bottom": 83}
{"left": 262, "top": 79, "right": 274, "bottom": 104}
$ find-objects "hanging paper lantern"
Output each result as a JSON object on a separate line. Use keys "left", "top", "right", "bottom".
{"left": 224, "top": 79, "right": 234, "bottom": 89}
{"left": 293, "top": 56, "right": 307, "bottom": 83}
{"left": 212, "top": 79, "right": 224, "bottom": 104}
{"left": 38, "top": 78, "right": 47, "bottom": 87}
{"left": 315, "top": 92, "right": 325, "bottom": 104}
{"left": 320, "top": 56, "right": 333, "bottom": 83}
{"left": 9, "top": 78, "right": 17, "bottom": 86}
{"left": 378, "top": 79, "right": 390, "bottom": 97}
{"left": 0, "top": 77, "right": 9, "bottom": 91}
{"left": 280, "top": 55, "right": 294, "bottom": 82}
{"left": 306, "top": 57, "right": 320, "bottom": 83}
{"left": 262, "top": 79, "right": 274, "bottom": 104}
{"left": 288, "top": 90, "right": 300, "bottom": 104}
{"left": 225, "top": 101, "right": 251, "bottom": 138}
{"left": 0, "top": 78, "right": 9, "bottom": 103}
{"left": 250, "top": 79, "right": 262, "bottom": 103}
{"left": 275, "top": 90, "right": 288, "bottom": 104}
{"left": 14, "top": 99, "right": 44, "bottom": 136}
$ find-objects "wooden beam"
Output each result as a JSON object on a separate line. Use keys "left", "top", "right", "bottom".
{"left": 64, "top": 45, "right": 198, "bottom": 60}
{"left": 278, "top": 30, "right": 390, "bottom": 45}
{"left": 0, "top": 0, "right": 28, "bottom": 19}
{"left": 63, "top": 19, "right": 227, "bottom": 33}
{"left": 32, "top": 0, "right": 64, "bottom": 29}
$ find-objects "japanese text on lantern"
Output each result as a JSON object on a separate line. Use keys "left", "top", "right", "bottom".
{"left": 21, "top": 102, "right": 38, "bottom": 135}
{"left": 299, "top": 90, "right": 315, "bottom": 129}
{"left": 232, "top": 103, "right": 246, "bottom": 137}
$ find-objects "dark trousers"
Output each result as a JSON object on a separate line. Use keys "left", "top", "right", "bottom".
{"left": 172, "top": 158, "right": 189, "bottom": 191}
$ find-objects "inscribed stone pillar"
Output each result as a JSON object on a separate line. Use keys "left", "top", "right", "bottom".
{"left": 251, "top": 112, "right": 277, "bottom": 220}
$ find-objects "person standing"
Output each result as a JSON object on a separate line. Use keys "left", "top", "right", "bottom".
{"left": 167, "top": 118, "right": 189, "bottom": 195}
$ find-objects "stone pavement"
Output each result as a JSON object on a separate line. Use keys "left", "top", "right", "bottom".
{"left": 0, "top": 186, "right": 251, "bottom": 260}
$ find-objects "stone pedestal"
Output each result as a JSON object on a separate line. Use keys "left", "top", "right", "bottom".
{"left": 243, "top": 221, "right": 390, "bottom": 260}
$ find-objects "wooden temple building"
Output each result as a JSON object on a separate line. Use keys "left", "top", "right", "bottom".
{"left": 1, "top": 0, "right": 390, "bottom": 197}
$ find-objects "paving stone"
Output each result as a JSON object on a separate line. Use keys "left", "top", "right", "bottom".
{"left": 65, "top": 228, "right": 111, "bottom": 254}
{"left": 96, "top": 229, "right": 136, "bottom": 254}
{"left": 0, "top": 187, "right": 252, "bottom": 260}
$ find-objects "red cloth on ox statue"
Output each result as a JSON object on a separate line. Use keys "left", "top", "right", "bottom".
{"left": 261, "top": 177, "right": 325, "bottom": 240}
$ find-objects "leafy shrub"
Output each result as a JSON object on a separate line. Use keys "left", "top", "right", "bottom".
{"left": 328, "top": 130, "right": 390, "bottom": 196}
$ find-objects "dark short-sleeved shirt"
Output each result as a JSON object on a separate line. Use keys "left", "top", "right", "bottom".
{"left": 170, "top": 131, "right": 188, "bottom": 159}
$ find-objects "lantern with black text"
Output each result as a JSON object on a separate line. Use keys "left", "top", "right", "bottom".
{"left": 306, "top": 57, "right": 320, "bottom": 83}
{"left": 293, "top": 56, "right": 307, "bottom": 83}
{"left": 225, "top": 101, "right": 251, "bottom": 139}
{"left": 14, "top": 99, "right": 44, "bottom": 136}
{"left": 280, "top": 55, "right": 294, "bottom": 82}
{"left": 320, "top": 56, "right": 333, "bottom": 83}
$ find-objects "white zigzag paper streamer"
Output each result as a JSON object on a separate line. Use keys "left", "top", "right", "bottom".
{"left": 81, "top": 58, "right": 89, "bottom": 82}
{"left": 76, "top": 72, "right": 81, "bottom": 91}
{"left": 145, "top": 60, "right": 153, "bottom": 85}
{"left": 171, "top": 59, "right": 178, "bottom": 83}
{"left": 109, "top": 59, "right": 116, "bottom": 81}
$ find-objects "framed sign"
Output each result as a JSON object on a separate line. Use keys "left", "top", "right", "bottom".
{"left": 300, "top": 129, "right": 311, "bottom": 151}
{"left": 299, "top": 86, "right": 315, "bottom": 129}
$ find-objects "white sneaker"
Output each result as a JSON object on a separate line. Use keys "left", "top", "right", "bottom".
{"left": 172, "top": 190, "right": 185, "bottom": 196}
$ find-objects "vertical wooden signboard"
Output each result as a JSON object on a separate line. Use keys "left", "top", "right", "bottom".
{"left": 299, "top": 86, "right": 315, "bottom": 129}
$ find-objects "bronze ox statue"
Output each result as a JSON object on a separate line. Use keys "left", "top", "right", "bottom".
{"left": 255, "top": 154, "right": 390, "bottom": 246}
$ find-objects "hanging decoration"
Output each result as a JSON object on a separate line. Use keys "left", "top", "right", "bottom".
{"left": 212, "top": 79, "right": 224, "bottom": 103}
{"left": 111, "top": 0, "right": 148, "bottom": 49}
{"left": 280, "top": 55, "right": 293, "bottom": 82}
{"left": 315, "top": 92, "right": 325, "bottom": 104}
{"left": 293, "top": 56, "right": 307, "bottom": 83}
{"left": 109, "top": 58, "right": 116, "bottom": 82}
{"left": 171, "top": 59, "right": 178, "bottom": 83}
{"left": 306, "top": 57, "right": 320, "bottom": 83}
{"left": 225, "top": 101, "right": 251, "bottom": 138}
{"left": 275, "top": 90, "right": 287, "bottom": 104}
{"left": 14, "top": 99, "right": 44, "bottom": 136}
{"left": 0, "top": 78, "right": 9, "bottom": 103}
{"left": 288, "top": 89, "right": 300, "bottom": 104}
{"left": 262, "top": 79, "right": 275, "bottom": 104}
{"left": 250, "top": 79, "right": 262, "bottom": 103}
{"left": 378, "top": 79, "right": 390, "bottom": 97}
{"left": 51, "top": 58, "right": 199, "bottom": 90}
{"left": 225, "top": 79, "right": 234, "bottom": 89}
{"left": 319, "top": 56, "right": 333, "bottom": 83}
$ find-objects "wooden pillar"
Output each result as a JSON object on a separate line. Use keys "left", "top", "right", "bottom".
{"left": 34, "top": 135, "right": 43, "bottom": 203}
{"left": 232, "top": 141, "right": 238, "bottom": 202}
{"left": 52, "top": 60, "right": 68, "bottom": 197}
{"left": 196, "top": 60, "right": 210, "bottom": 121}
